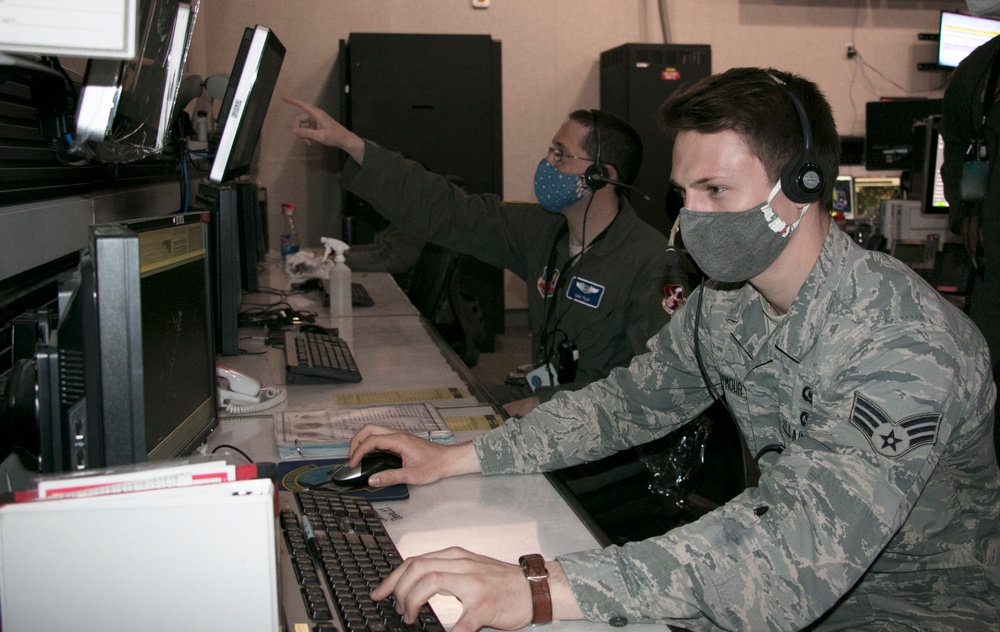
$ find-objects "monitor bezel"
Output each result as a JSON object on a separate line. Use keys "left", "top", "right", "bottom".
{"left": 209, "top": 24, "right": 286, "bottom": 184}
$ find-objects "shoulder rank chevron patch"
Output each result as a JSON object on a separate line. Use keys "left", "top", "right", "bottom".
{"left": 848, "top": 392, "right": 941, "bottom": 458}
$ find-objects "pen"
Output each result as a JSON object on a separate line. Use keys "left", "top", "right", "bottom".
{"left": 301, "top": 514, "right": 323, "bottom": 559}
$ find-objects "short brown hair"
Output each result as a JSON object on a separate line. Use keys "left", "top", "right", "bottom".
{"left": 659, "top": 67, "right": 839, "bottom": 208}
{"left": 569, "top": 109, "right": 643, "bottom": 193}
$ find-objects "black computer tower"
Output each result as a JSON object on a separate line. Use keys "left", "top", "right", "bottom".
{"left": 600, "top": 43, "right": 711, "bottom": 235}
{"left": 339, "top": 33, "right": 505, "bottom": 349}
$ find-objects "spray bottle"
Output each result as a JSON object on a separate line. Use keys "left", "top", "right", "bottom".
{"left": 321, "top": 237, "right": 352, "bottom": 317}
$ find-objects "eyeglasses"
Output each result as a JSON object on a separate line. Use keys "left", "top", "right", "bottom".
{"left": 548, "top": 147, "right": 595, "bottom": 164}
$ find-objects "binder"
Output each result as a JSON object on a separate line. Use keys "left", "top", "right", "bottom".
{"left": 0, "top": 478, "right": 278, "bottom": 632}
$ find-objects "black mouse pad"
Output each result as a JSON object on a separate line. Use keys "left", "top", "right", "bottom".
{"left": 277, "top": 458, "right": 409, "bottom": 500}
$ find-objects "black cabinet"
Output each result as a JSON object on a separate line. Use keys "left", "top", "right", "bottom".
{"left": 339, "top": 33, "right": 504, "bottom": 351}
{"left": 600, "top": 44, "right": 711, "bottom": 235}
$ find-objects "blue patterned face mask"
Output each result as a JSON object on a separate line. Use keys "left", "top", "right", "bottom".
{"left": 533, "top": 159, "right": 591, "bottom": 213}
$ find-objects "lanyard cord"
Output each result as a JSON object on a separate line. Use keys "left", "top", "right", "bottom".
{"left": 693, "top": 286, "right": 775, "bottom": 487}
{"left": 536, "top": 223, "right": 583, "bottom": 364}
{"left": 536, "top": 198, "right": 619, "bottom": 364}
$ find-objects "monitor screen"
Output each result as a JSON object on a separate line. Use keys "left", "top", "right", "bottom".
{"left": 74, "top": 0, "right": 198, "bottom": 162}
{"left": 927, "top": 131, "right": 948, "bottom": 212}
{"left": 854, "top": 176, "right": 902, "bottom": 224}
{"left": 209, "top": 24, "right": 285, "bottom": 184}
{"left": 33, "top": 212, "right": 216, "bottom": 473}
{"left": 908, "top": 115, "right": 949, "bottom": 215}
{"left": 865, "top": 99, "right": 943, "bottom": 171}
{"left": 832, "top": 175, "right": 855, "bottom": 220}
{"left": 938, "top": 10, "right": 1000, "bottom": 68}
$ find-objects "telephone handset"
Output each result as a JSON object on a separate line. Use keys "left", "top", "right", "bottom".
{"left": 217, "top": 365, "right": 263, "bottom": 406}
{"left": 215, "top": 365, "right": 287, "bottom": 415}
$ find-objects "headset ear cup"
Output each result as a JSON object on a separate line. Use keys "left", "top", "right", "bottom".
{"left": 780, "top": 151, "right": 824, "bottom": 204}
{"left": 584, "top": 163, "right": 609, "bottom": 191}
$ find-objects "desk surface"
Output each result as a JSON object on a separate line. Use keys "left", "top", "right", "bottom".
{"left": 211, "top": 271, "right": 661, "bottom": 631}
{"left": 247, "top": 259, "right": 420, "bottom": 319}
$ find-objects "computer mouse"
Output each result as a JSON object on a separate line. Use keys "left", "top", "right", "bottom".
{"left": 329, "top": 451, "right": 403, "bottom": 488}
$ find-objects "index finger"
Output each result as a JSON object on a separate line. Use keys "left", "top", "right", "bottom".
{"left": 280, "top": 95, "right": 316, "bottom": 113}
{"left": 347, "top": 424, "right": 398, "bottom": 463}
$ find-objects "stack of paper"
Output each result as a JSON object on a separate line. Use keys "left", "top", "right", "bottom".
{"left": 275, "top": 402, "right": 454, "bottom": 459}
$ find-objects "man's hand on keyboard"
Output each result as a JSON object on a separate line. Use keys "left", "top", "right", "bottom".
{"left": 371, "top": 546, "right": 533, "bottom": 632}
{"left": 347, "top": 424, "right": 480, "bottom": 487}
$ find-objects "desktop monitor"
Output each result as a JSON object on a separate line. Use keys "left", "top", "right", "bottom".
{"left": 74, "top": 0, "right": 199, "bottom": 162}
{"left": 832, "top": 175, "right": 855, "bottom": 220}
{"left": 32, "top": 212, "right": 216, "bottom": 473}
{"left": 193, "top": 182, "right": 241, "bottom": 356}
{"left": 865, "top": 99, "right": 942, "bottom": 172}
{"left": 236, "top": 182, "right": 265, "bottom": 293}
{"left": 209, "top": 24, "right": 286, "bottom": 184}
{"left": 937, "top": 10, "right": 1000, "bottom": 69}
{"left": 908, "top": 115, "right": 949, "bottom": 215}
{"left": 854, "top": 176, "right": 902, "bottom": 224}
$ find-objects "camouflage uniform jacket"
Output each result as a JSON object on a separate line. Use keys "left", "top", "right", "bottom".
{"left": 474, "top": 223, "right": 1000, "bottom": 630}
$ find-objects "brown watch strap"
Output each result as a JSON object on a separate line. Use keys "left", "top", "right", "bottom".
{"left": 518, "top": 553, "right": 552, "bottom": 625}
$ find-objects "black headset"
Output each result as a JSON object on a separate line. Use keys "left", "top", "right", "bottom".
{"left": 582, "top": 110, "right": 650, "bottom": 199}
{"left": 583, "top": 110, "right": 611, "bottom": 191}
{"left": 772, "top": 78, "right": 825, "bottom": 204}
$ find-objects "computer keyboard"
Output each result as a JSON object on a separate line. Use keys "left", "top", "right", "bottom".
{"left": 278, "top": 491, "right": 446, "bottom": 632}
{"left": 352, "top": 282, "right": 375, "bottom": 307}
{"left": 285, "top": 329, "right": 362, "bottom": 383}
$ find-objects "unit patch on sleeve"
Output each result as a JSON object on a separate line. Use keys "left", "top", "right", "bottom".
{"left": 662, "top": 284, "right": 685, "bottom": 315}
{"left": 536, "top": 267, "right": 559, "bottom": 299}
{"left": 565, "top": 276, "right": 605, "bottom": 308}
{"left": 848, "top": 392, "right": 941, "bottom": 458}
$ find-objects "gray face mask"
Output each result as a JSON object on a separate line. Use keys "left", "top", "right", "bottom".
{"left": 968, "top": 0, "right": 1000, "bottom": 18}
{"left": 679, "top": 182, "right": 809, "bottom": 282}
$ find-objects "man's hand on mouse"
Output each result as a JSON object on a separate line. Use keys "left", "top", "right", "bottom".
{"left": 348, "top": 424, "right": 482, "bottom": 487}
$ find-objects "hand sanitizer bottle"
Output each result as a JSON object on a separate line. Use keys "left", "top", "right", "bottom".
{"left": 322, "top": 237, "right": 352, "bottom": 317}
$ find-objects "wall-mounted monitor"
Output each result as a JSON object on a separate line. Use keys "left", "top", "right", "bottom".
{"left": 938, "top": 10, "right": 1000, "bottom": 69}
{"left": 209, "top": 24, "right": 286, "bottom": 184}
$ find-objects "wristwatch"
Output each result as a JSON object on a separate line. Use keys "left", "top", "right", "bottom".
{"left": 518, "top": 553, "right": 552, "bottom": 625}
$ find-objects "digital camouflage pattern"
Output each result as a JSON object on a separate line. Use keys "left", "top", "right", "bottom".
{"left": 475, "top": 223, "right": 1000, "bottom": 630}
